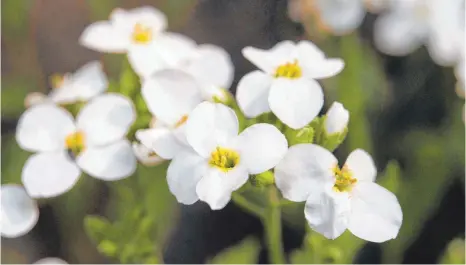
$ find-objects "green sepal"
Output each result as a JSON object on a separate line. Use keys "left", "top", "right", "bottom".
{"left": 119, "top": 57, "right": 140, "bottom": 98}
{"left": 320, "top": 127, "right": 348, "bottom": 152}
{"left": 249, "top": 170, "right": 275, "bottom": 187}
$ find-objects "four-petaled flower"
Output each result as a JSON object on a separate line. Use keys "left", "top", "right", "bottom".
{"left": 236, "top": 40, "right": 344, "bottom": 129}
{"left": 16, "top": 94, "right": 136, "bottom": 198}
{"left": 167, "top": 102, "right": 288, "bottom": 210}
{"left": 275, "top": 144, "right": 402, "bottom": 242}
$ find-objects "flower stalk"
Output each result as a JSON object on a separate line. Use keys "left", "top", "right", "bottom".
{"left": 262, "top": 186, "right": 286, "bottom": 264}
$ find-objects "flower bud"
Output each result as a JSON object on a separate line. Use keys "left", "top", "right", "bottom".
{"left": 325, "top": 102, "right": 349, "bottom": 134}
{"left": 132, "top": 142, "right": 164, "bottom": 166}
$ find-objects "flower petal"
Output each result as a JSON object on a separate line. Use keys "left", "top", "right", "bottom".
{"left": 374, "top": 11, "right": 425, "bottom": 56}
{"left": 236, "top": 71, "right": 273, "bottom": 118}
{"left": 1, "top": 184, "right": 39, "bottom": 238}
{"left": 76, "top": 93, "right": 135, "bottom": 146}
{"left": 132, "top": 142, "right": 165, "bottom": 166}
{"left": 183, "top": 44, "right": 234, "bottom": 90}
{"left": 196, "top": 166, "right": 249, "bottom": 210}
{"left": 235, "top": 124, "right": 288, "bottom": 174}
{"left": 77, "top": 140, "right": 136, "bottom": 181}
{"left": 167, "top": 150, "right": 206, "bottom": 205}
{"left": 348, "top": 182, "right": 403, "bottom": 242}
{"left": 242, "top": 41, "right": 295, "bottom": 73}
{"left": 16, "top": 104, "right": 75, "bottom": 152}
{"left": 344, "top": 149, "right": 377, "bottom": 182}
{"left": 275, "top": 144, "right": 337, "bottom": 202}
{"left": 305, "top": 183, "right": 350, "bottom": 239}
{"left": 325, "top": 101, "right": 349, "bottom": 134}
{"left": 120, "top": 6, "right": 167, "bottom": 34}
{"left": 79, "top": 21, "right": 129, "bottom": 53}
{"left": 315, "top": 0, "right": 366, "bottom": 35}
{"left": 50, "top": 61, "right": 108, "bottom": 103}
{"left": 141, "top": 69, "right": 203, "bottom": 125}
{"left": 128, "top": 33, "right": 197, "bottom": 78}
{"left": 186, "top": 102, "right": 239, "bottom": 157}
{"left": 22, "top": 152, "right": 81, "bottom": 198}
{"left": 301, "top": 58, "right": 345, "bottom": 79}
{"left": 135, "top": 128, "right": 184, "bottom": 159}
{"left": 34, "top": 258, "right": 68, "bottom": 264}
{"left": 268, "top": 78, "right": 324, "bottom": 129}
{"left": 296, "top": 40, "right": 325, "bottom": 60}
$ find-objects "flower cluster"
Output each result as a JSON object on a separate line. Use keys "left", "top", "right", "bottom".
{"left": 4, "top": 6, "right": 403, "bottom": 244}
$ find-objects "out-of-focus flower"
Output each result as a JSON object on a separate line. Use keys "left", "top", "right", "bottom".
{"left": 132, "top": 142, "right": 165, "bottom": 166}
{"left": 34, "top": 258, "right": 68, "bottom": 264}
{"left": 16, "top": 94, "right": 136, "bottom": 198}
{"left": 80, "top": 7, "right": 195, "bottom": 78}
{"left": 236, "top": 40, "right": 344, "bottom": 129}
{"left": 374, "top": 0, "right": 465, "bottom": 66}
{"left": 167, "top": 102, "right": 288, "bottom": 209}
{"left": 138, "top": 70, "right": 204, "bottom": 159}
{"left": 275, "top": 144, "right": 402, "bottom": 242}
{"left": 25, "top": 61, "right": 108, "bottom": 107}
{"left": 325, "top": 102, "right": 349, "bottom": 134}
{"left": 1, "top": 184, "right": 39, "bottom": 238}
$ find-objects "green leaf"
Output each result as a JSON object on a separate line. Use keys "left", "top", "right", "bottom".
{"left": 209, "top": 236, "right": 261, "bottom": 264}
{"left": 440, "top": 238, "right": 465, "bottom": 264}
{"left": 84, "top": 215, "right": 113, "bottom": 244}
{"left": 97, "top": 240, "right": 119, "bottom": 258}
{"left": 378, "top": 160, "right": 401, "bottom": 194}
{"left": 1, "top": 134, "right": 30, "bottom": 185}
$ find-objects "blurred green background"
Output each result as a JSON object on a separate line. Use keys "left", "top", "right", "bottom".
{"left": 1, "top": 0, "right": 465, "bottom": 264}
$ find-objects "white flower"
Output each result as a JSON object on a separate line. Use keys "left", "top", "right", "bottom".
{"left": 236, "top": 40, "right": 344, "bottom": 129}
{"left": 275, "top": 144, "right": 402, "bottom": 242}
{"left": 167, "top": 102, "right": 288, "bottom": 209}
{"left": 325, "top": 102, "right": 349, "bottom": 134}
{"left": 374, "top": 0, "right": 464, "bottom": 66}
{"left": 314, "top": 0, "right": 366, "bottom": 35}
{"left": 34, "top": 258, "right": 68, "bottom": 264}
{"left": 1, "top": 184, "right": 39, "bottom": 238}
{"left": 16, "top": 94, "right": 136, "bottom": 198}
{"left": 138, "top": 69, "right": 204, "bottom": 159}
{"left": 132, "top": 142, "right": 165, "bottom": 166}
{"left": 80, "top": 7, "right": 196, "bottom": 78}
{"left": 25, "top": 61, "right": 108, "bottom": 107}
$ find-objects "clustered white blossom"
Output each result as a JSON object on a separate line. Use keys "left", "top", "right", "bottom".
{"left": 3, "top": 6, "right": 402, "bottom": 244}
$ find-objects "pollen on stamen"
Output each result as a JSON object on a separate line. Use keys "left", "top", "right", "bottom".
{"left": 332, "top": 165, "right": 357, "bottom": 192}
{"left": 174, "top": 115, "right": 188, "bottom": 128}
{"left": 132, "top": 23, "right": 153, "bottom": 44}
{"left": 274, "top": 60, "right": 302, "bottom": 79}
{"left": 65, "top": 131, "right": 86, "bottom": 158}
{"left": 209, "top": 147, "right": 240, "bottom": 172}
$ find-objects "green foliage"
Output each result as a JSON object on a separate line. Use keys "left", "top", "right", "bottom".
{"left": 209, "top": 236, "right": 261, "bottom": 264}
{"left": 1, "top": 134, "right": 30, "bottom": 185}
{"left": 440, "top": 238, "right": 465, "bottom": 264}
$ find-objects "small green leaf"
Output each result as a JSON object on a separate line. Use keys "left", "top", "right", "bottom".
{"left": 209, "top": 236, "right": 260, "bottom": 264}
{"left": 84, "top": 215, "right": 112, "bottom": 244}
{"left": 97, "top": 240, "right": 118, "bottom": 257}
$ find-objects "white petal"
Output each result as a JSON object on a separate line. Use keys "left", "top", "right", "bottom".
{"left": 24, "top": 92, "right": 48, "bottom": 108}
{"left": 300, "top": 58, "right": 345, "bottom": 79}
{"left": 132, "top": 142, "right": 165, "bottom": 166}
{"left": 348, "top": 182, "right": 403, "bottom": 242}
{"left": 183, "top": 44, "right": 234, "bottom": 89}
{"left": 268, "top": 78, "right": 324, "bottom": 129}
{"left": 77, "top": 140, "right": 136, "bottom": 181}
{"left": 315, "top": 0, "right": 366, "bottom": 35}
{"left": 344, "top": 149, "right": 377, "bottom": 182}
{"left": 236, "top": 71, "right": 273, "bottom": 118}
{"left": 242, "top": 41, "right": 295, "bottom": 73}
{"left": 135, "top": 128, "right": 184, "bottom": 159}
{"left": 275, "top": 144, "right": 337, "bottom": 202}
{"left": 34, "top": 258, "right": 68, "bottom": 264}
{"left": 22, "top": 152, "right": 81, "bottom": 198}
{"left": 128, "top": 33, "right": 197, "bottom": 78}
{"left": 79, "top": 21, "right": 129, "bottom": 53}
{"left": 167, "top": 150, "right": 206, "bottom": 205}
{"left": 76, "top": 93, "right": 135, "bottom": 146}
{"left": 325, "top": 101, "right": 349, "bottom": 134}
{"left": 196, "top": 167, "right": 249, "bottom": 210}
{"left": 305, "top": 183, "right": 350, "bottom": 239}
{"left": 1, "top": 184, "right": 39, "bottom": 238}
{"left": 16, "top": 104, "right": 75, "bottom": 152}
{"left": 186, "top": 102, "right": 239, "bottom": 157}
{"left": 296, "top": 40, "right": 325, "bottom": 60}
{"left": 141, "top": 69, "right": 203, "bottom": 125}
{"left": 122, "top": 6, "right": 167, "bottom": 34}
{"left": 235, "top": 124, "right": 288, "bottom": 174}
{"left": 374, "top": 12, "right": 426, "bottom": 56}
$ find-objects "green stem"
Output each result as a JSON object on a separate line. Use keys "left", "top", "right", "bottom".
{"left": 231, "top": 192, "right": 264, "bottom": 218}
{"left": 262, "top": 187, "right": 286, "bottom": 264}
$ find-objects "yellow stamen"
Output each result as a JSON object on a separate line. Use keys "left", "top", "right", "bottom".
{"left": 132, "top": 23, "right": 153, "bottom": 44}
{"left": 274, "top": 60, "right": 302, "bottom": 79}
{"left": 209, "top": 147, "right": 240, "bottom": 172}
{"left": 65, "top": 131, "right": 86, "bottom": 156}
{"left": 174, "top": 115, "right": 188, "bottom": 128}
{"left": 332, "top": 165, "right": 357, "bottom": 192}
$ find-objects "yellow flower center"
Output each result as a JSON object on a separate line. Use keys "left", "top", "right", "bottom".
{"left": 209, "top": 147, "right": 240, "bottom": 172}
{"left": 65, "top": 131, "right": 86, "bottom": 157}
{"left": 332, "top": 165, "right": 357, "bottom": 192}
{"left": 174, "top": 115, "right": 188, "bottom": 128}
{"left": 274, "top": 60, "right": 302, "bottom": 79}
{"left": 132, "top": 23, "right": 153, "bottom": 44}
